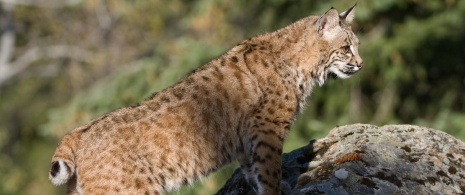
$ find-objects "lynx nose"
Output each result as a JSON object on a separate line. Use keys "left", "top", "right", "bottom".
{"left": 356, "top": 62, "right": 363, "bottom": 68}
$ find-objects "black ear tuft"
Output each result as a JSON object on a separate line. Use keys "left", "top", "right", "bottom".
{"left": 339, "top": 3, "right": 357, "bottom": 24}
{"left": 50, "top": 161, "right": 60, "bottom": 177}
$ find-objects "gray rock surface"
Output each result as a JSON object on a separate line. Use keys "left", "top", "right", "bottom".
{"left": 216, "top": 124, "right": 465, "bottom": 195}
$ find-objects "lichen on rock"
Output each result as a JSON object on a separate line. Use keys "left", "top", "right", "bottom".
{"left": 216, "top": 124, "right": 465, "bottom": 195}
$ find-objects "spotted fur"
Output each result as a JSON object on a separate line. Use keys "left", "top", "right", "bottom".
{"left": 49, "top": 5, "right": 362, "bottom": 195}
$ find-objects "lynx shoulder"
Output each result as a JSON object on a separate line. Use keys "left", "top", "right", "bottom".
{"left": 49, "top": 5, "right": 362, "bottom": 195}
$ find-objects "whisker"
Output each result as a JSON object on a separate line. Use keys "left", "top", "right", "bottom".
{"left": 356, "top": 26, "right": 364, "bottom": 35}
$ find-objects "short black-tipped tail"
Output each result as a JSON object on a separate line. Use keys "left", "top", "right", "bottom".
{"left": 49, "top": 133, "right": 77, "bottom": 186}
{"left": 49, "top": 160, "right": 74, "bottom": 185}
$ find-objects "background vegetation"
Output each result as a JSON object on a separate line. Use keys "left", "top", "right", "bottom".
{"left": 0, "top": 0, "right": 464, "bottom": 194}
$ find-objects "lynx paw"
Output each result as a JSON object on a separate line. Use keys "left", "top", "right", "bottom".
{"left": 280, "top": 180, "right": 303, "bottom": 195}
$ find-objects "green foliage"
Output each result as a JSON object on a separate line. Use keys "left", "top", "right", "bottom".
{"left": 1, "top": 0, "right": 464, "bottom": 194}
{"left": 42, "top": 38, "right": 227, "bottom": 138}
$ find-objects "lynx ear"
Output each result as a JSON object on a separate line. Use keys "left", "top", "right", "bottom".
{"left": 317, "top": 7, "right": 339, "bottom": 39}
{"left": 317, "top": 8, "right": 339, "bottom": 36}
{"left": 339, "top": 3, "right": 356, "bottom": 24}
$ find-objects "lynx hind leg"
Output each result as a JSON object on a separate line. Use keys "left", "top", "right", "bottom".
{"left": 65, "top": 174, "right": 80, "bottom": 195}
{"left": 246, "top": 130, "right": 284, "bottom": 195}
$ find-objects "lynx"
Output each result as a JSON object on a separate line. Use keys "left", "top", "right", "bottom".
{"left": 49, "top": 5, "right": 362, "bottom": 195}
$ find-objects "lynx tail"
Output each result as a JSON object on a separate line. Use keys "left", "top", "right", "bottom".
{"left": 49, "top": 134, "right": 77, "bottom": 185}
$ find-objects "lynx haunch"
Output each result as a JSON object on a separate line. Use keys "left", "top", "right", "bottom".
{"left": 49, "top": 5, "right": 362, "bottom": 195}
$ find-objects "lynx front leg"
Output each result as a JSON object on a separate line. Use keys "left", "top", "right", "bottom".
{"left": 238, "top": 152, "right": 259, "bottom": 191}
{"left": 245, "top": 126, "right": 286, "bottom": 195}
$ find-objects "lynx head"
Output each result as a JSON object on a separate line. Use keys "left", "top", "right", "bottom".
{"left": 316, "top": 4, "right": 363, "bottom": 85}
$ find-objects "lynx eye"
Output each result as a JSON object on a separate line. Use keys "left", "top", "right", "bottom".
{"left": 342, "top": 45, "right": 351, "bottom": 54}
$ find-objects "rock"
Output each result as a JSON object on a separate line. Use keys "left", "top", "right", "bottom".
{"left": 216, "top": 124, "right": 465, "bottom": 195}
